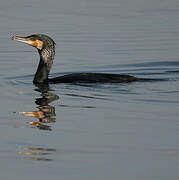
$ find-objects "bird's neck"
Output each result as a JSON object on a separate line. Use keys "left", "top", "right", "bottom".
{"left": 33, "top": 48, "right": 55, "bottom": 84}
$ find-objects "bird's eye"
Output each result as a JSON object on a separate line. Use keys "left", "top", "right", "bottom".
{"left": 29, "top": 37, "right": 36, "bottom": 41}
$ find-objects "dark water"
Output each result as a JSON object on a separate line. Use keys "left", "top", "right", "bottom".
{"left": 0, "top": 0, "right": 179, "bottom": 179}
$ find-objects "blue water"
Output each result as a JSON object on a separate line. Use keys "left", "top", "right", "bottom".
{"left": 0, "top": 0, "right": 179, "bottom": 179}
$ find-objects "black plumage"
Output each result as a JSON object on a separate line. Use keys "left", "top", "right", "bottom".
{"left": 12, "top": 34, "right": 145, "bottom": 84}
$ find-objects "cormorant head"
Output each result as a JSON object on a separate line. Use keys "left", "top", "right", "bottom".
{"left": 12, "top": 34, "right": 56, "bottom": 84}
{"left": 12, "top": 34, "right": 55, "bottom": 52}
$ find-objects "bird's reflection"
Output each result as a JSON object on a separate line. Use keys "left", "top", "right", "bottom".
{"left": 18, "top": 146, "right": 56, "bottom": 161}
{"left": 35, "top": 84, "right": 59, "bottom": 123}
{"left": 17, "top": 83, "right": 59, "bottom": 131}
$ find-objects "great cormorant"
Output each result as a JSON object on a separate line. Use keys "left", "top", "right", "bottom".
{"left": 12, "top": 34, "right": 145, "bottom": 84}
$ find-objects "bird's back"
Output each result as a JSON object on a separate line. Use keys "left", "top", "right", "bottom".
{"left": 49, "top": 73, "right": 138, "bottom": 83}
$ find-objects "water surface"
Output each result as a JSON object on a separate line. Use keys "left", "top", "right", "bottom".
{"left": 0, "top": 0, "right": 179, "bottom": 179}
